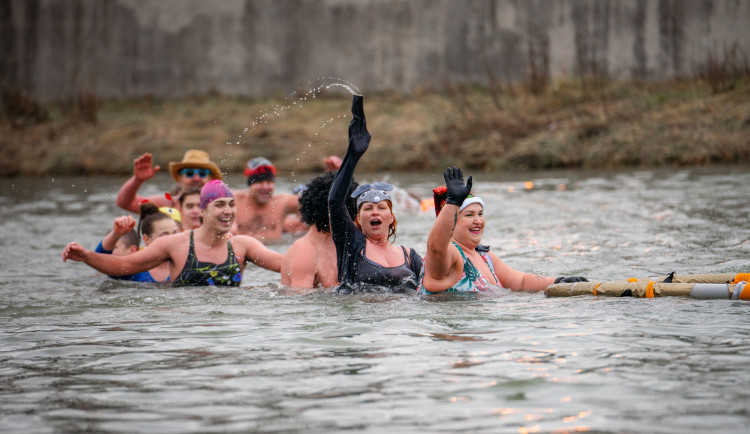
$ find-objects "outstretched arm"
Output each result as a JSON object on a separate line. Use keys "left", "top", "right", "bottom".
{"left": 116, "top": 153, "right": 167, "bottom": 212}
{"left": 238, "top": 236, "right": 283, "bottom": 272}
{"left": 63, "top": 237, "right": 171, "bottom": 276}
{"left": 489, "top": 252, "right": 556, "bottom": 291}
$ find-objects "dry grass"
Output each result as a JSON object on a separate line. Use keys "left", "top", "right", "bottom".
{"left": 1, "top": 79, "right": 749, "bottom": 177}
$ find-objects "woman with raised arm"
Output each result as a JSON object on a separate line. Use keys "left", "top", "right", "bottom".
{"left": 417, "top": 167, "right": 587, "bottom": 294}
{"left": 327, "top": 96, "right": 423, "bottom": 293}
{"left": 63, "top": 180, "right": 282, "bottom": 287}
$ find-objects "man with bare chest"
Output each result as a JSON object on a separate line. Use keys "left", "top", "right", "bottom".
{"left": 232, "top": 157, "right": 307, "bottom": 242}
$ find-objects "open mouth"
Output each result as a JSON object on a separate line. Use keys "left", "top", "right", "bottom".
{"left": 370, "top": 218, "right": 382, "bottom": 229}
{"left": 469, "top": 226, "right": 481, "bottom": 234}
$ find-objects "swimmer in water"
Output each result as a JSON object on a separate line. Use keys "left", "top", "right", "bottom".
{"left": 116, "top": 150, "right": 222, "bottom": 213}
{"left": 416, "top": 167, "right": 587, "bottom": 294}
{"left": 328, "top": 95, "right": 423, "bottom": 293}
{"left": 178, "top": 186, "right": 202, "bottom": 231}
{"left": 94, "top": 204, "right": 181, "bottom": 283}
{"left": 64, "top": 180, "right": 282, "bottom": 286}
{"left": 232, "top": 157, "right": 307, "bottom": 242}
{"left": 281, "top": 171, "right": 359, "bottom": 289}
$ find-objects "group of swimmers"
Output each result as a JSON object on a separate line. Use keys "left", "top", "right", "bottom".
{"left": 62, "top": 95, "right": 587, "bottom": 294}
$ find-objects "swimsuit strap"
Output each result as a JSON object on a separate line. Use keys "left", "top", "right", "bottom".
{"left": 452, "top": 242, "right": 468, "bottom": 260}
{"left": 479, "top": 250, "right": 499, "bottom": 286}
{"left": 454, "top": 242, "right": 499, "bottom": 286}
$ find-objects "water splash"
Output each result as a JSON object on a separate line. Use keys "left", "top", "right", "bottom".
{"left": 223, "top": 77, "right": 362, "bottom": 182}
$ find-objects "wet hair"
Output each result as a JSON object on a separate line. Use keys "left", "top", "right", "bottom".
{"left": 355, "top": 200, "right": 398, "bottom": 243}
{"left": 118, "top": 229, "right": 141, "bottom": 249}
{"left": 298, "top": 171, "right": 358, "bottom": 232}
{"left": 138, "top": 203, "right": 174, "bottom": 238}
{"left": 179, "top": 186, "right": 202, "bottom": 206}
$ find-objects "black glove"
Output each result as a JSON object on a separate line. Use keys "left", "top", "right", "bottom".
{"left": 348, "top": 95, "right": 370, "bottom": 156}
{"left": 443, "top": 166, "right": 472, "bottom": 207}
{"left": 554, "top": 276, "right": 589, "bottom": 284}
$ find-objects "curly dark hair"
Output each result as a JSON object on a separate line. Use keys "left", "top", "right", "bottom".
{"left": 298, "top": 171, "right": 358, "bottom": 232}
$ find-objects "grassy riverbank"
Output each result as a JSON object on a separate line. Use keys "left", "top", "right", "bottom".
{"left": 2, "top": 79, "right": 749, "bottom": 177}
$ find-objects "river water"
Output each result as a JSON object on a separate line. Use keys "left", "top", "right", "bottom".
{"left": 1, "top": 166, "right": 749, "bottom": 433}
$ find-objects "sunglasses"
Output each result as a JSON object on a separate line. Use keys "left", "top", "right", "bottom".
{"left": 180, "top": 168, "right": 211, "bottom": 178}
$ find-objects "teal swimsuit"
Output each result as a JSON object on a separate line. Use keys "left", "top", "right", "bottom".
{"left": 416, "top": 243, "right": 501, "bottom": 294}
{"left": 172, "top": 231, "right": 243, "bottom": 287}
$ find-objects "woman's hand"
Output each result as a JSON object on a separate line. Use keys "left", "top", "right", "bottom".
{"left": 444, "top": 166, "right": 472, "bottom": 206}
{"left": 348, "top": 95, "right": 371, "bottom": 155}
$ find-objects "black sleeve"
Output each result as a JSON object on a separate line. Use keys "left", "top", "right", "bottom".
{"left": 328, "top": 147, "right": 364, "bottom": 281}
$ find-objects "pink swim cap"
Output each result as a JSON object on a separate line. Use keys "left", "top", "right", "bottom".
{"left": 200, "top": 180, "right": 234, "bottom": 210}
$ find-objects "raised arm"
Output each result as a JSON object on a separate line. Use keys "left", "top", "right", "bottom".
{"left": 63, "top": 236, "right": 172, "bottom": 276}
{"left": 328, "top": 95, "right": 370, "bottom": 247}
{"left": 422, "top": 168, "right": 473, "bottom": 291}
{"left": 101, "top": 215, "right": 137, "bottom": 251}
{"left": 116, "top": 153, "right": 168, "bottom": 212}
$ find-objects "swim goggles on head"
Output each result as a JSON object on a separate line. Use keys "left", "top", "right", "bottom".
{"left": 351, "top": 182, "right": 394, "bottom": 209}
{"left": 180, "top": 168, "right": 211, "bottom": 178}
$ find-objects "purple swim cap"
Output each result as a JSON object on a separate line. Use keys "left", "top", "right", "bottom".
{"left": 200, "top": 180, "right": 234, "bottom": 210}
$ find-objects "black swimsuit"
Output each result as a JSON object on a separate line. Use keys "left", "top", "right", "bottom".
{"left": 172, "top": 231, "right": 243, "bottom": 287}
{"left": 328, "top": 146, "right": 423, "bottom": 294}
{"left": 352, "top": 246, "right": 422, "bottom": 292}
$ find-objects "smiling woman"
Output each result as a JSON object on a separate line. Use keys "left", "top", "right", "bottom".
{"left": 328, "top": 96, "right": 423, "bottom": 293}
{"left": 416, "top": 167, "right": 587, "bottom": 294}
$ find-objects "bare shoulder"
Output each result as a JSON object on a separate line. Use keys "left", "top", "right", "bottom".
{"left": 286, "top": 236, "right": 315, "bottom": 257}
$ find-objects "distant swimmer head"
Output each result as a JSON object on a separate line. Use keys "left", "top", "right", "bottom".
{"left": 169, "top": 149, "right": 222, "bottom": 182}
{"left": 245, "top": 157, "right": 277, "bottom": 186}
{"left": 352, "top": 182, "right": 393, "bottom": 210}
{"left": 200, "top": 180, "right": 234, "bottom": 210}
{"left": 432, "top": 185, "right": 484, "bottom": 217}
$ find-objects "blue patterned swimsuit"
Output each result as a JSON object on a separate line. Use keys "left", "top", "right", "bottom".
{"left": 172, "top": 231, "right": 243, "bottom": 287}
{"left": 416, "top": 243, "right": 501, "bottom": 294}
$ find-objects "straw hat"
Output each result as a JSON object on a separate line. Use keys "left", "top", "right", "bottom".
{"left": 168, "top": 150, "right": 222, "bottom": 181}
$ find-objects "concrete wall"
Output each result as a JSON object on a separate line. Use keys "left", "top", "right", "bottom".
{"left": 2, "top": 0, "right": 749, "bottom": 100}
